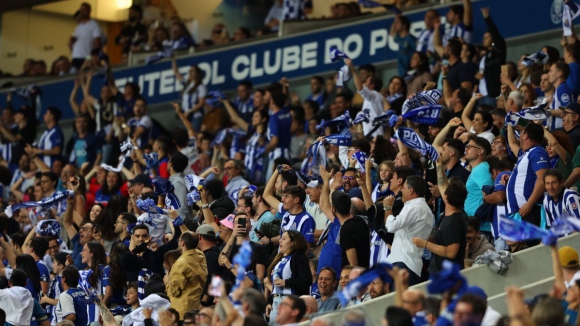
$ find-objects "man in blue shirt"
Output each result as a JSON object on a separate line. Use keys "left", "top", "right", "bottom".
{"left": 233, "top": 80, "right": 254, "bottom": 124}
{"left": 54, "top": 266, "right": 89, "bottom": 326}
{"left": 548, "top": 61, "right": 573, "bottom": 131}
{"left": 71, "top": 114, "right": 101, "bottom": 169}
{"left": 306, "top": 76, "right": 326, "bottom": 109}
{"left": 33, "top": 107, "right": 64, "bottom": 169}
{"left": 506, "top": 123, "right": 550, "bottom": 227}
{"left": 390, "top": 15, "right": 417, "bottom": 77}
{"left": 262, "top": 166, "right": 315, "bottom": 246}
{"left": 464, "top": 137, "right": 493, "bottom": 217}
{"left": 564, "top": 43, "right": 580, "bottom": 100}
{"left": 265, "top": 90, "right": 292, "bottom": 181}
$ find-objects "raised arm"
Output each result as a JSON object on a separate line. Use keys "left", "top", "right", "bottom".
{"left": 172, "top": 57, "right": 184, "bottom": 83}
{"left": 433, "top": 118, "right": 463, "bottom": 152}
{"left": 551, "top": 245, "right": 566, "bottom": 294}
{"left": 482, "top": 8, "right": 505, "bottom": 52}
{"left": 358, "top": 171, "right": 374, "bottom": 210}
{"left": 345, "top": 58, "right": 363, "bottom": 91}
{"left": 10, "top": 177, "right": 25, "bottom": 201}
{"left": 463, "top": 0, "right": 473, "bottom": 28}
{"left": 319, "top": 166, "right": 336, "bottom": 221}
{"left": 0, "top": 236, "right": 16, "bottom": 272}
{"left": 544, "top": 128, "right": 569, "bottom": 164}
{"left": 365, "top": 157, "right": 374, "bottom": 195}
{"left": 70, "top": 76, "right": 82, "bottom": 116}
{"left": 199, "top": 189, "right": 219, "bottom": 232}
{"left": 461, "top": 94, "right": 481, "bottom": 132}
{"left": 506, "top": 125, "right": 521, "bottom": 157}
{"left": 433, "top": 20, "right": 445, "bottom": 58}
{"left": 221, "top": 99, "right": 249, "bottom": 131}
{"left": 63, "top": 196, "right": 81, "bottom": 239}
{"left": 173, "top": 103, "right": 197, "bottom": 137}
{"left": 263, "top": 169, "right": 282, "bottom": 210}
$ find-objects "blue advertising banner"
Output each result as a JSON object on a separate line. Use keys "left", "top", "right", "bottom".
{"left": 1, "top": 0, "right": 563, "bottom": 121}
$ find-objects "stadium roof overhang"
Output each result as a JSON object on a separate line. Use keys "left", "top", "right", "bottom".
{"left": 0, "top": 0, "right": 61, "bottom": 13}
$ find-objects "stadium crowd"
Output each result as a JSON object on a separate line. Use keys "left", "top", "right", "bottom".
{"left": 1, "top": 0, "right": 580, "bottom": 326}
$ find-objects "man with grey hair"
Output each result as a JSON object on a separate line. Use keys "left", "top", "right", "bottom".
{"left": 224, "top": 159, "right": 249, "bottom": 199}
{"left": 241, "top": 288, "right": 267, "bottom": 317}
{"left": 505, "top": 90, "right": 524, "bottom": 113}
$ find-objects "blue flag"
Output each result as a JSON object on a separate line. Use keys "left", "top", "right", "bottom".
{"left": 338, "top": 263, "right": 392, "bottom": 307}
{"left": 522, "top": 51, "right": 549, "bottom": 68}
{"left": 329, "top": 47, "right": 349, "bottom": 62}
{"left": 498, "top": 216, "right": 560, "bottom": 246}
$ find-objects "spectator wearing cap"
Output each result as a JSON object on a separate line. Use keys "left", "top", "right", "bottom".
{"left": 559, "top": 102, "right": 580, "bottom": 151}
{"left": 169, "top": 151, "right": 193, "bottom": 220}
{"left": 128, "top": 173, "right": 152, "bottom": 203}
{"left": 29, "top": 107, "right": 63, "bottom": 169}
{"left": 115, "top": 4, "right": 147, "bottom": 55}
{"left": 114, "top": 213, "right": 137, "bottom": 248}
{"left": 167, "top": 232, "right": 207, "bottom": 318}
{"left": 224, "top": 159, "right": 249, "bottom": 200}
{"left": 550, "top": 244, "right": 580, "bottom": 325}
{"left": 559, "top": 246, "right": 580, "bottom": 289}
{"left": 196, "top": 224, "right": 222, "bottom": 305}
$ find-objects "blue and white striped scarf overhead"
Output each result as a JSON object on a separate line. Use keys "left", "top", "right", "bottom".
{"left": 353, "top": 109, "right": 370, "bottom": 125}
{"left": 4, "top": 190, "right": 74, "bottom": 217}
{"left": 338, "top": 263, "right": 392, "bottom": 307}
{"left": 564, "top": 1, "right": 580, "bottom": 36}
{"left": 152, "top": 177, "right": 181, "bottom": 211}
{"left": 36, "top": 219, "right": 60, "bottom": 236}
{"left": 101, "top": 141, "right": 134, "bottom": 172}
{"left": 144, "top": 152, "right": 159, "bottom": 174}
{"left": 185, "top": 174, "right": 205, "bottom": 206}
{"left": 395, "top": 127, "right": 439, "bottom": 161}
{"left": 206, "top": 90, "right": 227, "bottom": 107}
{"left": 401, "top": 105, "right": 442, "bottom": 125}
{"left": 136, "top": 198, "right": 165, "bottom": 215}
{"left": 402, "top": 89, "right": 443, "bottom": 115}
{"left": 229, "top": 185, "right": 257, "bottom": 203}
{"left": 307, "top": 140, "right": 326, "bottom": 177}
{"left": 325, "top": 128, "right": 352, "bottom": 146}
{"left": 316, "top": 111, "right": 352, "bottom": 134}
{"left": 329, "top": 47, "right": 348, "bottom": 62}
{"left": 522, "top": 51, "right": 549, "bottom": 68}
{"left": 352, "top": 151, "right": 368, "bottom": 173}
{"left": 79, "top": 269, "right": 99, "bottom": 304}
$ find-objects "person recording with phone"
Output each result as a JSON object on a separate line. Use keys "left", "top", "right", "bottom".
{"left": 219, "top": 212, "right": 268, "bottom": 291}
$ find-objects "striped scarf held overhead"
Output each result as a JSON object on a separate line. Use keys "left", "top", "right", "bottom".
{"left": 4, "top": 190, "right": 74, "bottom": 218}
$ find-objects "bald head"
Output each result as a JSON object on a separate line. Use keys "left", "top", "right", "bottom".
{"left": 349, "top": 267, "right": 366, "bottom": 281}
{"left": 350, "top": 198, "right": 366, "bottom": 215}
{"left": 402, "top": 289, "right": 426, "bottom": 315}
{"left": 312, "top": 317, "right": 335, "bottom": 326}
{"left": 300, "top": 295, "right": 318, "bottom": 321}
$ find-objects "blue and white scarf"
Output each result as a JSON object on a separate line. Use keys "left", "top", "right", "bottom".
{"left": 395, "top": 127, "right": 439, "bottom": 161}
{"left": 5, "top": 190, "right": 74, "bottom": 218}
{"left": 352, "top": 151, "right": 368, "bottom": 173}
{"left": 101, "top": 141, "right": 133, "bottom": 172}
{"left": 338, "top": 263, "right": 392, "bottom": 307}
{"left": 401, "top": 105, "right": 442, "bottom": 125}
{"left": 229, "top": 185, "right": 257, "bottom": 203}
{"left": 402, "top": 89, "right": 443, "bottom": 115}
{"left": 185, "top": 174, "right": 205, "bottom": 206}
{"left": 564, "top": 1, "right": 580, "bottom": 36}
{"left": 144, "top": 152, "right": 159, "bottom": 174}
{"left": 522, "top": 51, "right": 549, "bottom": 68}
{"left": 307, "top": 140, "right": 326, "bottom": 177}
{"left": 231, "top": 241, "right": 253, "bottom": 292}
{"left": 353, "top": 109, "right": 370, "bottom": 125}
{"left": 316, "top": 111, "right": 352, "bottom": 134}
{"left": 325, "top": 128, "right": 352, "bottom": 146}
{"left": 498, "top": 216, "right": 565, "bottom": 246}
{"left": 137, "top": 268, "right": 152, "bottom": 300}
{"left": 152, "top": 177, "right": 181, "bottom": 211}
{"left": 36, "top": 219, "right": 60, "bottom": 236}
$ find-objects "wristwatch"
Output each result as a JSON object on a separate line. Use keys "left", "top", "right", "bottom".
{"left": 384, "top": 205, "right": 392, "bottom": 211}
{"left": 201, "top": 204, "right": 209, "bottom": 209}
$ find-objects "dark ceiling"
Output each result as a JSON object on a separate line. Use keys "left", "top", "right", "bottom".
{"left": 0, "top": 0, "right": 62, "bottom": 13}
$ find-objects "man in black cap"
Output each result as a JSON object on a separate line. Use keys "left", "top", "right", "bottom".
{"left": 115, "top": 4, "right": 147, "bottom": 54}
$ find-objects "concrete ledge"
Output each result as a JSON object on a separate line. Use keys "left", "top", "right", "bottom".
{"left": 301, "top": 234, "right": 580, "bottom": 326}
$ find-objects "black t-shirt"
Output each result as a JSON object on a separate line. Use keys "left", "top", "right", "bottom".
{"left": 429, "top": 211, "right": 467, "bottom": 273}
{"left": 340, "top": 216, "right": 370, "bottom": 269}
{"left": 11, "top": 123, "right": 36, "bottom": 166}
{"left": 448, "top": 61, "right": 476, "bottom": 92}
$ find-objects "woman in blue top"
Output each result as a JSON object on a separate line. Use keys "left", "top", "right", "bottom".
{"left": 95, "top": 171, "right": 123, "bottom": 205}
{"left": 223, "top": 98, "right": 269, "bottom": 184}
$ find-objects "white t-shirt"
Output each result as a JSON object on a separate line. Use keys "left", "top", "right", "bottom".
{"left": 72, "top": 20, "right": 102, "bottom": 59}
{"left": 358, "top": 86, "right": 385, "bottom": 138}
{"left": 469, "top": 126, "right": 495, "bottom": 144}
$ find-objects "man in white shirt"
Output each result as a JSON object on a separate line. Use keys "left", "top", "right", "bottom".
{"left": 345, "top": 58, "right": 385, "bottom": 138}
{"left": 383, "top": 175, "right": 434, "bottom": 286}
{"left": 69, "top": 3, "right": 103, "bottom": 70}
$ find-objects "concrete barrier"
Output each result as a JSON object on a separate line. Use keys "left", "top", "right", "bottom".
{"left": 301, "top": 234, "right": 580, "bottom": 326}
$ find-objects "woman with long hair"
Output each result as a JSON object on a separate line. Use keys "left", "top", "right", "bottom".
{"left": 93, "top": 197, "right": 127, "bottom": 252}
{"left": 366, "top": 160, "right": 395, "bottom": 202}
{"left": 103, "top": 243, "right": 128, "bottom": 307}
{"left": 384, "top": 76, "right": 407, "bottom": 114}
{"left": 16, "top": 254, "right": 42, "bottom": 300}
{"left": 405, "top": 52, "right": 433, "bottom": 96}
{"left": 85, "top": 203, "right": 104, "bottom": 223}
{"left": 163, "top": 250, "right": 182, "bottom": 275}
{"left": 95, "top": 171, "right": 123, "bottom": 205}
{"left": 461, "top": 95, "right": 499, "bottom": 143}
{"left": 85, "top": 166, "right": 107, "bottom": 197}
{"left": 519, "top": 83, "right": 538, "bottom": 107}
{"left": 545, "top": 129, "right": 574, "bottom": 181}
{"left": 172, "top": 56, "right": 207, "bottom": 132}
{"left": 80, "top": 241, "right": 107, "bottom": 322}
{"left": 264, "top": 230, "right": 311, "bottom": 322}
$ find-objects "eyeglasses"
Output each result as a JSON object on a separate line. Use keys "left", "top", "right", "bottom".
{"left": 342, "top": 176, "right": 355, "bottom": 180}
{"left": 563, "top": 111, "right": 578, "bottom": 116}
{"left": 465, "top": 144, "right": 482, "bottom": 150}
{"left": 279, "top": 301, "right": 293, "bottom": 309}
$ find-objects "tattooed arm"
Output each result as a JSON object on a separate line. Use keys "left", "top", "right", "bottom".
{"left": 435, "top": 159, "right": 448, "bottom": 195}
{"left": 95, "top": 297, "right": 117, "bottom": 326}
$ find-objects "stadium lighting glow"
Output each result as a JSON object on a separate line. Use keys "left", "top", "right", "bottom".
{"left": 116, "top": 0, "right": 132, "bottom": 9}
